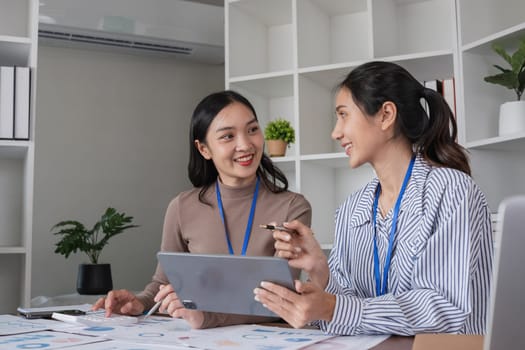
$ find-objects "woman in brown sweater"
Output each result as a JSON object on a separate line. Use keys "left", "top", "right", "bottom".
{"left": 93, "top": 90, "right": 311, "bottom": 329}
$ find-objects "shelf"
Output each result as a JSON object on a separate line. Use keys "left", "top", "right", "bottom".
{"left": 229, "top": 74, "right": 293, "bottom": 98}
{"left": 228, "top": 70, "right": 295, "bottom": 84}
{"left": 372, "top": 0, "right": 455, "bottom": 58}
{"left": 467, "top": 133, "right": 525, "bottom": 151}
{"left": 300, "top": 153, "right": 349, "bottom": 168}
{"left": 458, "top": 0, "right": 525, "bottom": 47}
{"left": 461, "top": 22, "right": 525, "bottom": 52}
{"left": 0, "top": 36, "right": 32, "bottom": 66}
{"left": 297, "top": 0, "right": 370, "bottom": 68}
{"left": 320, "top": 243, "right": 333, "bottom": 250}
{"left": 269, "top": 155, "right": 295, "bottom": 164}
{"left": 0, "top": 246, "right": 26, "bottom": 254}
{"left": 299, "top": 51, "right": 455, "bottom": 90}
{"left": 228, "top": 0, "right": 293, "bottom": 77}
{"left": 226, "top": 0, "right": 525, "bottom": 247}
{"left": 461, "top": 30, "right": 524, "bottom": 142}
{"left": 0, "top": 141, "right": 30, "bottom": 159}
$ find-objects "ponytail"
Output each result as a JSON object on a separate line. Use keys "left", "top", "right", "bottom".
{"left": 419, "top": 88, "right": 471, "bottom": 175}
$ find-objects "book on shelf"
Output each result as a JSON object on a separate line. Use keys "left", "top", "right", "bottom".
{"left": 424, "top": 79, "right": 443, "bottom": 94}
{"left": 442, "top": 77, "right": 456, "bottom": 117}
{"left": 0, "top": 66, "right": 15, "bottom": 139}
{"left": 423, "top": 78, "right": 456, "bottom": 118}
{"left": 14, "top": 66, "right": 30, "bottom": 140}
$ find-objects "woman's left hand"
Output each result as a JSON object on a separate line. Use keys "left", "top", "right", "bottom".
{"left": 253, "top": 280, "right": 336, "bottom": 328}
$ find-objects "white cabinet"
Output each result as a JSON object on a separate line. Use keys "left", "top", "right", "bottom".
{"left": 0, "top": 0, "right": 38, "bottom": 313}
{"left": 226, "top": 0, "right": 459, "bottom": 246}
{"left": 457, "top": 0, "right": 525, "bottom": 208}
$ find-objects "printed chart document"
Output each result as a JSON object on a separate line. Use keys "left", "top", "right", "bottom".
{"left": 177, "top": 324, "right": 334, "bottom": 350}
{"left": 0, "top": 314, "right": 50, "bottom": 335}
{"left": 0, "top": 330, "right": 107, "bottom": 350}
{"left": 2, "top": 313, "right": 390, "bottom": 350}
{"left": 60, "top": 339, "right": 189, "bottom": 350}
{"left": 302, "top": 334, "right": 390, "bottom": 350}
{"left": 54, "top": 315, "right": 191, "bottom": 347}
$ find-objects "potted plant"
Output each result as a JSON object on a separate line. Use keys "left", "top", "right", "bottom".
{"left": 264, "top": 118, "right": 295, "bottom": 157}
{"left": 483, "top": 38, "right": 525, "bottom": 136}
{"left": 51, "top": 207, "right": 138, "bottom": 295}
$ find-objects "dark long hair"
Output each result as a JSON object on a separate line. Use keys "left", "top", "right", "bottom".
{"left": 188, "top": 90, "right": 289, "bottom": 204}
{"left": 338, "top": 61, "right": 470, "bottom": 175}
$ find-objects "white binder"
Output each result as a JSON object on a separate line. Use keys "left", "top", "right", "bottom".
{"left": 0, "top": 66, "right": 14, "bottom": 139}
{"left": 14, "top": 66, "right": 30, "bottom": 140}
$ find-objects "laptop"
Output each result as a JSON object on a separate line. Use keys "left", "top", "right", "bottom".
{"left": 412, "top": 196, "right": 525, "bottom": 350}
{"left": 484, "top": 195, "right": 525, "bottom": 349}
{"left": 157, "top": 252, "right": 295, "bottom": 317}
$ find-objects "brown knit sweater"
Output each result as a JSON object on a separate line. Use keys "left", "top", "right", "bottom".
{"left": 136, "top": 178, "right": 312, "bottom": 328}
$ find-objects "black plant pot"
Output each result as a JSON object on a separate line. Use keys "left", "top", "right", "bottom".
{"left": 77, "top": 263, "right": 113, "bottom": 295}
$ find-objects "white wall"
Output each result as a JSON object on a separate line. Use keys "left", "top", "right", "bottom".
{"left": 32, "top": 45, "right": 224, "bottom": 298}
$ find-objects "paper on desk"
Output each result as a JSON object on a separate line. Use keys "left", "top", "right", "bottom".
{"left": 0, "top": 314, "right": 50, "bottom": 335}
{"left": 58, "top": 339, "right": 189, "bottom": 350}
{"left": 55, "top": 315, "right": 191, "bottom": 346}
{"left": 0, "top": 330, "right": 107, "bottom": 349}
{"left": 302, "top": 334, "right": 390, "bottom": 350}
{"left": 177, "top": 324, "right": 335, "bottom": 350}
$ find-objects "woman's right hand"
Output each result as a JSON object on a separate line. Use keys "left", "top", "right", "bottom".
{"left": 92, "top": 289, "right": 145, "bottom": 317}
{"left": 273, "top": 220, "right": 329, "bottom": 288}
{"left": 154, "top": 284, "right": 205, "bottom": 329}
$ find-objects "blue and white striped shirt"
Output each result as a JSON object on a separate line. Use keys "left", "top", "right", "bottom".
{"left": 318, "top": 156, "right": 493, "bottom": 336}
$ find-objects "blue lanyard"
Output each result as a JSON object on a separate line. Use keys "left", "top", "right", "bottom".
{"left": 215, "top": 177, "right": 260, "bottom": 256}
{"left": 372, "top": 156, "right": 415, "bottom": 296}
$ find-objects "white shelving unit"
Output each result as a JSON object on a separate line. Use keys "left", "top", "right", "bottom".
{"left": 0, "top": 0, "right": 38, "bottom": 314}
{"left": 457, "top": 0, "right": 525, "bottom": 210}
{"left": 226, "top": 0, "right": 459, "bottom": 245}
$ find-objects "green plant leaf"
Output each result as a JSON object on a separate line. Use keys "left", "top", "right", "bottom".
{"left": 264, "top": 118, "right": 295, "bottom": 144}
{"left": 511, "top": 41, "right": 525, "bottom": 73}
{"left": 484, "top": 71, "right": 518, "bottom": 90}
{"left": 493, "top": 43, "right": 512, "bottom": 65}
{"left": 51, "top": 207, "right": 139, "bottom": 264}
{"left": 484, "top": 38, "right": 525, "bottom": 100}
{"left": 492, "top": 64, "right": 511, "bottom": 74}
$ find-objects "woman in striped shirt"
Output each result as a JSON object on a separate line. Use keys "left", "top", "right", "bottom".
{"left": 253, "top": 61, "right": 494, "bottom": 335}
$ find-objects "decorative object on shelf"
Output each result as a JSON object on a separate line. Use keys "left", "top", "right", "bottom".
{"left": 483, "top": 39, "right": 525, "bottom": 136}
{"left": 51, "top": 207, "right": 138, "bottom": 295}
{"left": 264, "top": 118, "right": 295, "bottom": 157}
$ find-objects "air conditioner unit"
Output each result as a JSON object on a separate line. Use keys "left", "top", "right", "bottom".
{"left": 38, "top": 0, "right": 224, "bottom": 64}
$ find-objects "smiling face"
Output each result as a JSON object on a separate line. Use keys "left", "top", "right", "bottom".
{"left": 332, "top": 87, "right": 391, "bottom": 169}
{"left": 195, "top": 101, "right": 264, "bottom": 187}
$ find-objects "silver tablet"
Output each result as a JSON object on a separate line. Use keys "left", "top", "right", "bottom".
{"left": 157, "top": 252, "right": 295, "bottom": 317}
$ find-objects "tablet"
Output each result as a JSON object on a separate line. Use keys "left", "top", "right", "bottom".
{"left": 157, "top": 252, "right": 295, "bottom": 317}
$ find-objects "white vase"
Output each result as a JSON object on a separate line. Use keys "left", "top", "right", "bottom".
{"left": 499, "top": 101, "right": 525, "bottom": 136}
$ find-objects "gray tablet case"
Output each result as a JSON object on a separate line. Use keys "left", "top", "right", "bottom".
{"left": 157, "top": 252, "right": 295, "bottom": 317}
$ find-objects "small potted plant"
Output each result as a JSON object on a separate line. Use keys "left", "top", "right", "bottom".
{"left": 483, "top": 38, "right": 525, "bottom": 135}
{"left": 51, "top": 207, "right": 138, "bottom": 294}
{"left": 264, "top": 118, "right": 295, "bottom": 157}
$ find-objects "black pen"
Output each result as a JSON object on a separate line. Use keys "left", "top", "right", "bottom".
{"left": 259, "top": 224, "right": 295, "bottom": 233}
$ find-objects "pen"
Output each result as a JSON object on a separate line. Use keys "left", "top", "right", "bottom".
{"left": 143, "top": 300, "right": 162, "bottom": 319}
{"left": 259, "top": 224, "right": 295, "bottom": 233}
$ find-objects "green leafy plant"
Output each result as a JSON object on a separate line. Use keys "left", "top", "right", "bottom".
{"left": 483, "top": 39, "right": 525, "bottom": 101}
{"left": 264, "top": 118, "right": 295, "bottom": 145}
{"left": 52, "top": 207, "right": 138, "bottom": 264}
